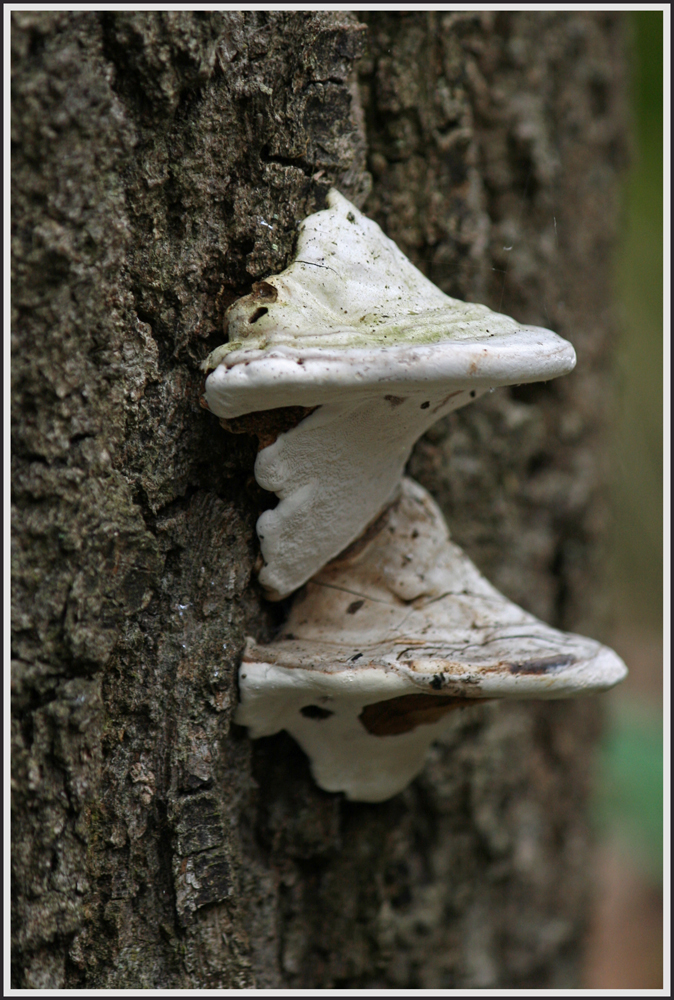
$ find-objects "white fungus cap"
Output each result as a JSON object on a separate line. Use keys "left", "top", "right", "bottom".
{"left": 203, "top": 190, "right": 577, "bottom": 599}
{"left": 236, "top": 479, "right": 627, "bottom": 802}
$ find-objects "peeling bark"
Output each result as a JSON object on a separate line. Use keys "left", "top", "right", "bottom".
{"left": 11, "top": 11, "right": 626, "bottom": 988}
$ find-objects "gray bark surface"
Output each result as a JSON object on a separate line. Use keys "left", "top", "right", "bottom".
{"left": 11, "top": 11, "right": 626, "bottom": 989}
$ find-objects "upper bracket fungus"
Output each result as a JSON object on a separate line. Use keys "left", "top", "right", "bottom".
{"left": 203, "top": 189, "right": 576, "bottom": 600}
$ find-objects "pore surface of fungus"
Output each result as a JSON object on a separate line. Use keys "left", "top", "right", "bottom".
{"left": 236, "top": 479, "right": 627, "bottom": 802}
{"left": 203, "top": 190, "right": 577, "bottom": 600}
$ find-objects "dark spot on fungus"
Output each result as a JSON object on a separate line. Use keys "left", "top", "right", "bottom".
{"left": 346, "top": 211, "right": 356, "bottom": 223}
{"left": 251, "top": 280, "right": 278, "bottom": 302}
{"left": 249, "top": 307, "right": 268, "bottom": 324}
{"left": 300, "top": 705, "right": 334, "bottom": 720}
{"left": 508, "top": 655, "right": 575, "bottom": 674}
{"left": 347, "top": 600, "right": 365, "bottom": 614}
{"left": 384, "top": 394, "right": 407, "bottom": 407}
{"left": 420, "top": 401, "right": 430, "bottom": 409}
{"left": 350, "top": 652, "right": 363, "bottom": 662}
{"left": 430, "top": 673, "right": 445, "bottom": 690}
{"left": 470, "top": 390, "right": 476, "bottom": 398}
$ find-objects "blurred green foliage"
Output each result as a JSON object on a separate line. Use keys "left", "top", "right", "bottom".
{"left": 593, "top": 701, "right": 664, "bottom": 882}
{"left": 595, "top": 11, "right": 663, "bottom": 888}
{"left": 608, "top": 11, "right": 663, "bottom": 629}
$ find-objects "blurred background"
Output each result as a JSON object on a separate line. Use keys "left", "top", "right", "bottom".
{"left": 582, "top": 11, "right": 664, "bottom": 990}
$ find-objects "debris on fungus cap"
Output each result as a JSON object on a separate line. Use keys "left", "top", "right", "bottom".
{"left": 203, "top": 189, "right": 577, "bottom": 600}
{"left": 236, "top": 478, "right": 627, "bottom": 803}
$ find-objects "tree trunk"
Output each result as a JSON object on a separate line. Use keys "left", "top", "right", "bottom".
{"left": 11, "top": 11, "right": 626, "bottom": 989}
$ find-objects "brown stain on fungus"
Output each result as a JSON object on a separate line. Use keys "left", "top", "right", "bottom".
{"left": 219, "top": 405, "right": 318, "bottom": 450}
{"left": 359, "top": 692, "right": 469, "bottom": 736}
{"left": 432, "top": 389, "right": 464, "bottom": 414}
{"left": 251, "top": 280, "right": 278, "bottom": 303}
{"left": 508, "top": 655, "right": 575, "bottom": 674}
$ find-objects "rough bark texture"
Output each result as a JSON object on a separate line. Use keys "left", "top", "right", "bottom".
{"left": 11, "top": 11, "right": 626, "bottom": 989}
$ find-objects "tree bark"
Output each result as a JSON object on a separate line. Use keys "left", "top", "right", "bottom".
{"left": 11, "top": 11, "right": 626, "bottom": 989}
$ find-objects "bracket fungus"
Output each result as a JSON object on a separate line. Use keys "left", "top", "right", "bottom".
{"left": 202, "top": 189, "right": 627, "bottom": 802}
{"left": 236, "top": 479, "right": 627, "bottom": 802}
{"left": 203, "top": 189, "right": 576, "bottom": 601}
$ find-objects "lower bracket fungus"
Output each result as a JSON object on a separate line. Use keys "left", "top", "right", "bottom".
{"left": 236, "top": 480, "right": 627, "bottom": 802}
